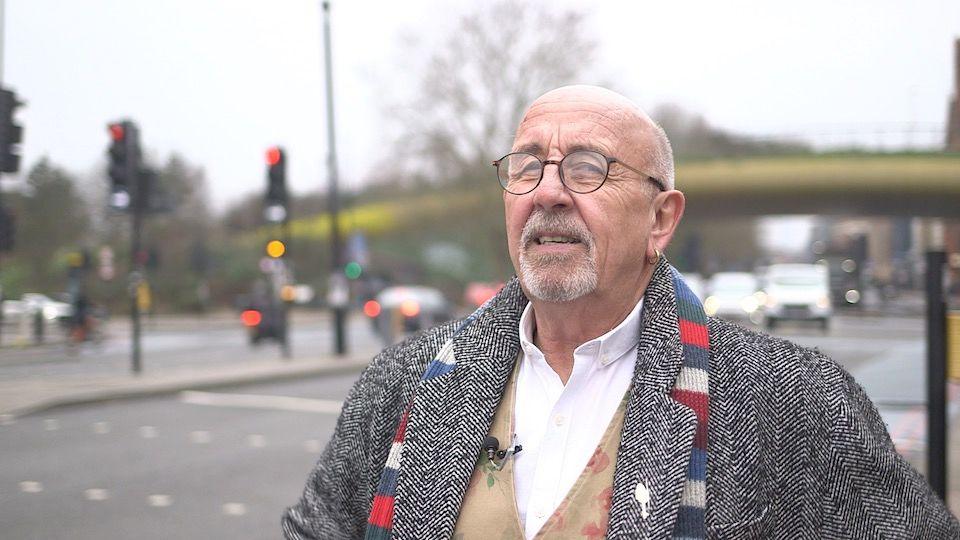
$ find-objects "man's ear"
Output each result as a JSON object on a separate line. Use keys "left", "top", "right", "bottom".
{"left": 650, "top": 190, "right": 685, "bottom": 252}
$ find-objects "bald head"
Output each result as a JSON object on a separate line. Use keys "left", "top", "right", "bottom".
{"left": 516, "top": 85, "right": 675, "bottom": 190}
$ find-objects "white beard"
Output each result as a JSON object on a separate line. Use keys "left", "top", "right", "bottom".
{"left": 517, "top": 209, "right": 598, "bottom": 303}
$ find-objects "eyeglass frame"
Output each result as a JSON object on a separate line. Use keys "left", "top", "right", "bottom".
{"left": 492, "top": 150, "right": 666, "bottom": 195}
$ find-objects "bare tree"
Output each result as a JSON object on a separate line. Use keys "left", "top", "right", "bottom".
{"left": 652, "top": 103, "right": 810, "bottom": 160}
{"left": 387, "top": 0, "right": 599, "bottom": 184}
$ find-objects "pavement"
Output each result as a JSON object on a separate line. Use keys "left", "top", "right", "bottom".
{"left": 0, "top": 350, "right": 371, "bottom": 419}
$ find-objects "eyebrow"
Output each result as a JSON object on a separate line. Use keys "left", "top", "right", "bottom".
{"left": 514, "top": 142, "right": 543, "bottom": 155}
{"left": 512, "top": 142, "right": 603, "bottom": 156}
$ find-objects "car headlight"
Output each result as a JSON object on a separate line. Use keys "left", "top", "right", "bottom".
{"left": 740, "top": 296, "right": 759, "bottom": 314}
{"left": 703, "top": 296, "right": 719, "bottom": 316}
{"left": 843, "top": 290, "right": 859, "bottom": 305}
{"left": 43, "top": 306, "right": 58, "bottom": 320}
{"left": 765, "top": 295, "right": 778, "bottom": 308}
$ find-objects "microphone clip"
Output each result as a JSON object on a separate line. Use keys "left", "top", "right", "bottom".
{"left": 481, "top": 434, "right": 523, "bottom": 471}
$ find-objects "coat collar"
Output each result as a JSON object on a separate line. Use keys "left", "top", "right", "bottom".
{"left": 394, "top": 259, "right": 697, "bottom": 539}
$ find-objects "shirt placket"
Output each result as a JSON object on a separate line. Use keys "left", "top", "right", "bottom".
{"left": 524, "top": 346, "right": 595, "bottom": 537}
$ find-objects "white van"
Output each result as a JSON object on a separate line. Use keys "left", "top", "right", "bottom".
{"left": 762, "top": 264, "right": 832, "bottom": 331}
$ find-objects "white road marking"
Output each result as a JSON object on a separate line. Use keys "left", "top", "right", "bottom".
{"left": 147, "top": 494, "right": 173, "bottom": 507}
{"left": 19, "top": 481, "right": 43, "bottom": 493}
{"left": 43, "top": 419, "right": 60, "bottom": 431}
{"left": 84, "top": 488, "right": 110, "bottom": 501}
{"left": 303, "top": 439, "right": 322, "bottom": 453}
{"left": 92, "top": 421, "right": 111, "bottom": 434}
{"left": 139, "top": 426, "right": 159, "bottom": 439}
{"left": 222, "top": 502, "right": 247, "bottom": 516}
{"left": 190, "top": 430, "right": 212, "bottom": 444}
{"left": 179, "top": 391, "right": 343, "bottom": 414}
{"left": 246, "top": 434, "right": 267, "bottom": 448}
{"left": 0, "top": 414, "right": 15, "bottom": 426}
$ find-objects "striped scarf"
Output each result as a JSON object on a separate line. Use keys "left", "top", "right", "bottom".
{"left": 668, "top": 267, "right": 710, "bottom": 539}
{"left": 365, "top": 266, "right": 710, "bottom": 539}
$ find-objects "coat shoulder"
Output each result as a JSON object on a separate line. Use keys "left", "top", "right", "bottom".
{"left": 706, "top": 316, "right": 847, "bottom": 397}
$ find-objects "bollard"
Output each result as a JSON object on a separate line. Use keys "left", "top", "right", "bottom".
{"left": 32, "top": 309, "right": 44, "bottom": 344}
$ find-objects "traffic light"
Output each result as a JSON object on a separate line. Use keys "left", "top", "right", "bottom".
{"left": 344, "top": 261, "right": 362, "bottom": 280}
{"left": 265, "top": 146, "right": 287, "bottom": 222}
{"left": 106, "top": 120, "right": 140, "bottom": 209}
{"left": 0, "top": 86, "right": 24, "bottom": 173}
{"left": 266, "top": 239, "right": 286, "bottom": 258}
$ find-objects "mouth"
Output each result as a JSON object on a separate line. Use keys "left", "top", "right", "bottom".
{"left": 534, "top": 235, "right": 581, "bottom": 246}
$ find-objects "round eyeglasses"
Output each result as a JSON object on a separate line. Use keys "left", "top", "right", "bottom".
{"left": 492, "top": 150, "right": 664, "bottom": 195}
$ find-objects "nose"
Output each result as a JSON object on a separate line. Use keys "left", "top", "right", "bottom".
{"left": 530, "top": 161, "right": 573, "bottom": 210}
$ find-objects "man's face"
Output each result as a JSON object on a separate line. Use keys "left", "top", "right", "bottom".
{"left": 505, "top": 94, "right": 656, "bottom": 303}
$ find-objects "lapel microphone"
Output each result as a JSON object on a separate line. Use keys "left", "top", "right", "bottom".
{"left": 482, "top": 435, "right": 523, "bottom": 471}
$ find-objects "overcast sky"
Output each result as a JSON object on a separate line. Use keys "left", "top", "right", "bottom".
{"left": 4, "top": 0, "right": 959, "bottom": 211}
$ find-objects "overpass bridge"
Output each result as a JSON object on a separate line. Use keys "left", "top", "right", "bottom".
{"left": 677, "top": 152, "right": 960, "bottom": 218}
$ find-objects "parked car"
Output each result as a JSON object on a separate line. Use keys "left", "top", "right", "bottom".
{"left": 681, "top": 273, "right": 706, "bottom": 301}
{"left": 704, "top": 272, "right": 762, "bottom": 322}
{"left": 1, "top": 293, "right": 73, "bottom": 322}
{"left": 22, "top": 293, "right": 74, "bottom": 321}
{"left": 761, "top": 263, "right": 832, "bottom": 331}
{"left": 365, "top": 285, "right": 453, "bottom": 344}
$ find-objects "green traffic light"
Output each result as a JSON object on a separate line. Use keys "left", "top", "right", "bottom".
{"left": 344, "top": 261, "right": 362, "bottom": 280}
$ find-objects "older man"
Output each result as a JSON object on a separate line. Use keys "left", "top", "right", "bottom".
{"left": 283, "top": 86, "right": 958, "bottom": 539}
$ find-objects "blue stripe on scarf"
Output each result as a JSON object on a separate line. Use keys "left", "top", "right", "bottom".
{"left": 688, "top": 447, "right": 707, "bottom": 482}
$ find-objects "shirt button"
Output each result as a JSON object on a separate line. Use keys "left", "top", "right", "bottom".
{"left": 553, "top": 414, "right": 566, "bottom": 426}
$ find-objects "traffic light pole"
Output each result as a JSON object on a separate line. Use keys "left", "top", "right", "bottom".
{"left": 281, "top": 218, "right": 291, "bottom": 359}
{"left": 925, "top": 250, "right": 947, "bottom": 500}
{"left": 130, "top": 183, "right": 143, "bottom": 374}
{"left": 124, "top": 122, "right": 144, "bottom": 375}
{"left": 322, "top": 0, "right": 346, "bottom": 356}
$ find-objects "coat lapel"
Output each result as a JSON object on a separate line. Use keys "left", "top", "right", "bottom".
{"left": 392, "top": 261, "right": 699, "bottom": 539}
{"left": 393, "top": 279, "right": 526, "bottom": 539}
{"left": 608, "top": 260, "right": 700, "bottom": 539}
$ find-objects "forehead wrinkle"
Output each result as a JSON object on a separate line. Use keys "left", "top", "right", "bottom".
{"left": 513, "top": 118, "right": 625, "bottom": 156}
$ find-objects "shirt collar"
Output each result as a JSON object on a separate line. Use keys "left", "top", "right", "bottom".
{"left": 518, "top": 295, "right": 644, "bottom": 368}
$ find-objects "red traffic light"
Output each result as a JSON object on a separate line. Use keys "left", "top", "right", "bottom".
{"left": 363, "top": 300, "right": 381, "bottom": 318}
{"left": 266, "top": 147, "right": 282, "bottom": 166}
{"left": 241, "top": 309, "right": 262, "bottom": 327}
{"left": 108, "top": 123, "right": 125, "bottom": 141}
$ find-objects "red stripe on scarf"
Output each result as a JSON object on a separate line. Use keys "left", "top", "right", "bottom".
{"left": 393, "top": 411, "right": 409, "bottom": 443}
{"left": 367, "top": 495, "right": 395, "bottom": 529}
{"left": 678, "top": 319, "right": 709, "bottom": 348}
{"left": 671, "top": 388, "right": 709, "bottom": 449}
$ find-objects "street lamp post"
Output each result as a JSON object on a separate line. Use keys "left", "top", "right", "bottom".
{"left": 321, "top": 0, "right": 346, "bottom": 355}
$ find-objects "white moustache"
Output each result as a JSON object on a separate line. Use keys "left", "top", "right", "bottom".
{"left": 520, "top": 210, "right": 593, "bottom": 249}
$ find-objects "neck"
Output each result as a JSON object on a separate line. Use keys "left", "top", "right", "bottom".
{"left": 529, "top": 262, "right": 657, "bottom": 383}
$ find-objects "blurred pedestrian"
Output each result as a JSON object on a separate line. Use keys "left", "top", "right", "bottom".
{"left": 283, "top": 86, "right": 959, "bottom": 539}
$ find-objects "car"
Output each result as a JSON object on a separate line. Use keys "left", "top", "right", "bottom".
{"left": 1, "top": 293, "right": 74, "bottom": 322}
{"left": 761, "top": 263, "right": 832, "bottom": 331}
{"left": 463, "top": 281, "right": 504, "bottom": 308}
{"left": 237, "top": 290, "right": 287, "bottom": 346}
{"left": 22, "top": 293, "right": 74, "bottom": 321}
{"left": 703, "top": 272, "right": 762, "bottom": 322}
{"left": 364, "top": 285, "right": 453, "bottom": 344}
{"left": 681, "top": 273, "right": 706, "bottom": 301}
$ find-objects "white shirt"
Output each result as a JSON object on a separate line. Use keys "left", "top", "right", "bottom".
{"left": 513, "top": 297, "right": 642, "bottom": 539}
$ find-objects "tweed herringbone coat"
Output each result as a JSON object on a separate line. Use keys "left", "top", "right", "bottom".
{"left": 282, "top": 260, "right": 960, "bottom": 539}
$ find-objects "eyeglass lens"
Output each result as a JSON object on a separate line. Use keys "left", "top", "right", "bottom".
{"left": 498, "top": 151, "right": 608, "bottom": 194}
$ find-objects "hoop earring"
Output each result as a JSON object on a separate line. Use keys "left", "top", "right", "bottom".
{"left": 647, "top": 248, "right": 661, "bottom": 265}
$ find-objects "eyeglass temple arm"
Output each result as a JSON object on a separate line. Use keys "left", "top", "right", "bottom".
{"left": 610, "top": 159, "right": 666, "bottom": 191}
